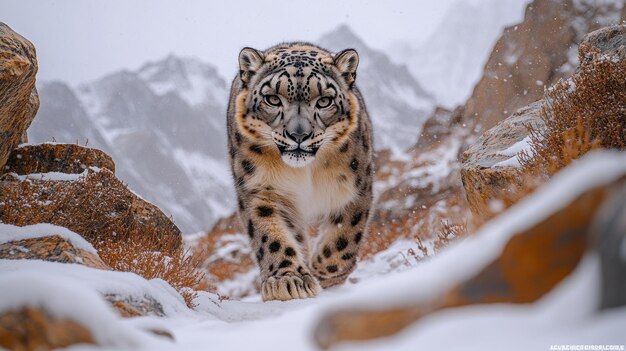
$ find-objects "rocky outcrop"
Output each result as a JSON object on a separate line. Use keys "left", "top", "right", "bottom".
{"left": 461, "top": 24, "right": 626, "bottom": 220}
{"left": 413, "top": 106, "right": 462, "bottom": 149}
{"left": 461, "top": 0, "right": 623, "bottom": 131}
{"left": 0, "top": 306, "right": 95, "bottom": 351}
{"left": 0, "top": 235, "right": 109, "bottom": 270}
{"left": 460, "top": 101, "right": 544, "bottom": 220}
{"left": 0, "top": 143, "right": 181, "bottom": 248}
{"left": 0, "top": 22, "right": 39, "bottom": 170}
{"left": 314, "top": 153, "right": 626, "bottom": 349}
{"left": 4, "top": 143, "right": 115, "bottom": 175}
{"left": 579, "top": 24, "right": 626, "bottom": 60}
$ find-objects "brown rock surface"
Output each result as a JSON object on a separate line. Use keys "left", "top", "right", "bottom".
{"left": 413, "top": 106, "right": 460, "bottom": 149}
{"left": 0, "top": 167, "right": 181, "bottom": 249}
{"left": 314, "top": 172, "right": 625, "bottom": 349}
{"left": 461, "top": 0, "right": 623, "bottom": 131}
{"left": 461, "top": 101, "right": 544, "bottom": 220}
{"left": 3, "top": 143, "right": 115, "bottom": 175}
{"left": 0, "top": 22, "right": 39, "bottom": 171}
{"left": 0, "top": 306, "right": 95, "bottom": 351}
{"left": 0, "top": 235, "right": 109, "bottom": 270}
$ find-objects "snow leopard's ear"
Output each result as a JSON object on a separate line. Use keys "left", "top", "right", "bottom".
{"left": 239, "top": 47, "right": 264, "bottom": 85}
{"left": 334, "top": 49, "right": 359, "bottom": 88}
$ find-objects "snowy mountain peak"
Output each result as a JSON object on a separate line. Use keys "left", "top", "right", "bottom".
{"left": 138, "top": 54, "right": 228, "bottom": 107}
{"left": 319, "top": 24, "right": 366, "bottom": 52}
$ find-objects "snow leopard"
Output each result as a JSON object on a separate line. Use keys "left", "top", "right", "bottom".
{"left": 226, "top": 42, "right": 373, "bottom": 301}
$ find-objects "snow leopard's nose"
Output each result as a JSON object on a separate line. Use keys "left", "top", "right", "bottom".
{"left": 285, "top": 129, "right": 313, "bottom": 144}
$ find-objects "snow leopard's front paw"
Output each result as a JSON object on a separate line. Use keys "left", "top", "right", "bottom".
{"left": 261, "top": 271, "right": 321, "bottom": 301}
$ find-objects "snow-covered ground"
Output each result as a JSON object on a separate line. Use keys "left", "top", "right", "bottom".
{"left": 2, "top": 151, "right": 625, "bottom": 350}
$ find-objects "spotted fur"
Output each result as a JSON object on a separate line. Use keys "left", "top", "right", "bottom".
{"left": 226, "top": 42, "right": 373, "bottom": 301}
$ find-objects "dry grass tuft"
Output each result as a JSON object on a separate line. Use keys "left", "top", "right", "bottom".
{"left": 96, "top": 224, "right": 204, "bottom": 308}
{"left": 520, "top": 52, "right": 626, "bottom": 176}
{"left": 0, "top": 170, "right": 203, "bottom": 307}
{"left": 433, "top": 220, "right": 469, "bottom": 253}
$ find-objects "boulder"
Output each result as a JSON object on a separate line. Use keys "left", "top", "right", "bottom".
{"left": 0, "top": 146, "right": 181, "bottom": 248}
{"left": 0, "top": 306, "right": 94, "bottom": 351}
{"left": 460, "top": 101, "right": 544, "bottom": 220}
{"left": 0, "top": 23, "right": 39, "bottom": 171}
{"left": 0, "top": 235, "right": 108, "bottom": 270}
{"left": 314, "top": 153, "right": 626, "bottom": 349}
{"left": 579, "top": 24, "right": 626, "bottom": 63}
{"left": 3, "top": 143, "right": 115, "bottom": 175}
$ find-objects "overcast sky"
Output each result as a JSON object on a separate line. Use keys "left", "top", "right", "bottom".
{"left": 2, "top": 0, "right": 461, "bottom": 85}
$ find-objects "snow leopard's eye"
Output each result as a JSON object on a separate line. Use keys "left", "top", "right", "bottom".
{"left": 316, "top": 97, "right": 332, "bottom": 109}
{"left": 264, "top": 95, "right": 282, "bottom": 107}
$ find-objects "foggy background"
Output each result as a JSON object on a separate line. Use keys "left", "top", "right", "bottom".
{"left": 2, "top": 0, "right": 459, "bottom": 84}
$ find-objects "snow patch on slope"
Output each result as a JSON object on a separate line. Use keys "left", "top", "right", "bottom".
{"left": 0, "top": 272, "right": 157, "bottom": 348}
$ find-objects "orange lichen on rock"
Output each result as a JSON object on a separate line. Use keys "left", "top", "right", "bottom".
{"left": 0, "top": 306, "right": 94, "bottom": 351}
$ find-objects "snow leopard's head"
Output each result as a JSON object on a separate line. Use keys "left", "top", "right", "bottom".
{"left": 234, "top": 43, "right": 360, "bottom": 168}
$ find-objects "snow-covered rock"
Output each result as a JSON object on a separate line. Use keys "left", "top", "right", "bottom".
{"left": 461, "top": 100, "right": 544, "bottom": 219}
{"left": 594, "top": 182, "right": 626, "bottom": 310}
{"left": 0, "top": 232, "right": 108, "bottom": 270}
{"left": 0, "top": 145, "right": 182, "bottom": 248}
{"left": 0, "top": 222, "right": 195, "bottom": 321}
{"left": 0, "top": 268, "right": 183, "bottom": 350}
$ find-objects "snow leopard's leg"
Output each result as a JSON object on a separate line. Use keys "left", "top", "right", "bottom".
{"left": 311, "top": 186, "right": 372, "bottom": 288}
{"left": 236, "top": 183, "right": 320, "bottom": 301}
